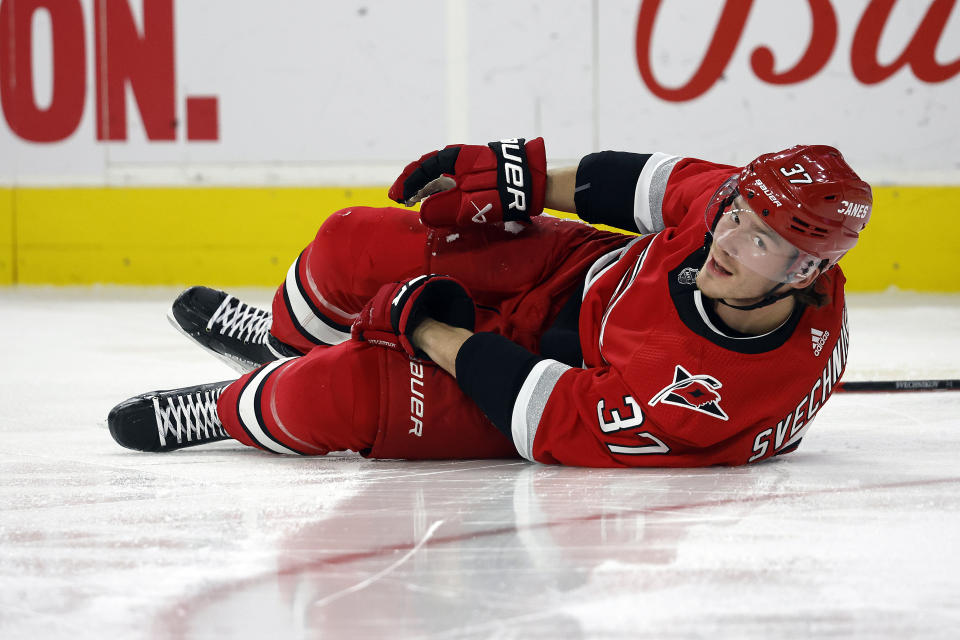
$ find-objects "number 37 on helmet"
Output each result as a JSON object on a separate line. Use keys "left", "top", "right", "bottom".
{"left": 705, "top": 145, "right": 873, "bottom": 283}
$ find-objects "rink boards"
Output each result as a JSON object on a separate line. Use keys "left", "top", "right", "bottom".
{"left": 0, "top": 184, "right": 957, "bottom": 291}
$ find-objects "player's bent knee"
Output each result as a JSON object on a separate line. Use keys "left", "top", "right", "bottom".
{"left": 314, "top": 206, "right": 415, "bottom": 245}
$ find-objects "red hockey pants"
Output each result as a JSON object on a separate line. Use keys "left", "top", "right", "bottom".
{"left": 216, "top": 207, "right": 626, "bottom": 458}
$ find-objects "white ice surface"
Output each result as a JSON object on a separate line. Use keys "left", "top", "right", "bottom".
{"left": 1, "top": 287, "right": 959, "bottom": 640}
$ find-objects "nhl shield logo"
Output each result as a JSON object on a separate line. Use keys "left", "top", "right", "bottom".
{"left": 677, "top": 267, "right": 699, "bottom": 285}
{"left": 649, "top": 364, "right": 729, "bottom": 420}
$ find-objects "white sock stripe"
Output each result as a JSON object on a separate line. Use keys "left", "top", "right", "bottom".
{"left": 290, "top": 254, "right": 355, "bottom": 331}
{"left": 264, "top": 363, "right": 327, "bottom": 454}
{"left": 237, "top": 359, "right": 301, "bottom": 455}
{"left": 284, "top": 259, "right": 352, "bottom": 345}
{"left": 302, "top": 252, "right": 359, "bottom": 321}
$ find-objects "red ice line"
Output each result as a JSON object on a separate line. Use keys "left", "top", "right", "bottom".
{"left": 157, "top": 474, "right": 960, "bottom": 638}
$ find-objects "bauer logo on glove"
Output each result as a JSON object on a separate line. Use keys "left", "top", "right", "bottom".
{"left": 389, "top": 137, "right": 547, "bottom": 228}
{"left": 352, "top": 274, "right": 476, "bottom": 360}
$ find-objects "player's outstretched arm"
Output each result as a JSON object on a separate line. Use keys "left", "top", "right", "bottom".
{"left": 389, "top": 139, "right": 688, "bottom": 235}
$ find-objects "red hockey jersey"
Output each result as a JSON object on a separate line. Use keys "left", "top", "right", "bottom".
{"left": 510, "top": 154, "right": 850, "bottom": 467}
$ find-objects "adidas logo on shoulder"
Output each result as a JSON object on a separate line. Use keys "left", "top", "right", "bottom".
{"left": 811, "top": 327, "right": 830, "bottom": 356}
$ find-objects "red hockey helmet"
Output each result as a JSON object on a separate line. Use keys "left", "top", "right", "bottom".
{"left": 736, "top": 145, "right": 873, "bottom": 269}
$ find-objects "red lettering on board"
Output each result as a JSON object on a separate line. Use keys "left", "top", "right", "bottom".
{"left": 95, "top": 0, "right": 176, "bottom": 140}
{"left": 0, "top": 0, "right": 86, "bottom": 142}
{"left": 636, "top": 0, "right": 960, "bottom": 101}
{"left": 851, "top": 0, "right": 960, "bottom": 84}
{"left": 0, "top": 0, "right": 218, "bottom": 142}
{"left": 751, "top": 0, "right": 837, "bottom": 86}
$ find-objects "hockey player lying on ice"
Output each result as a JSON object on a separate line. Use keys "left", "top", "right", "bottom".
{"left": 108, "top": 140, "right": 872, "bottom": 467}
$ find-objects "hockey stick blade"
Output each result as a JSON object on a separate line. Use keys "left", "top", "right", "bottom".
{"left": 835, "top": 379, "right": 960, "bottom": 393}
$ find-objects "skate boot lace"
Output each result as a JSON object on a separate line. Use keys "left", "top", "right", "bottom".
{"left": 207, "top": 296, "right": 271, "bottom": 345}
{"left": 152, "top": 387, "right": 227, "bottom": 447}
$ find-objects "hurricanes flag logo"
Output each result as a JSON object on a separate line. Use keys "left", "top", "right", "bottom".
{"left": 649, "top": 365, "right": 728, "bottom": 421}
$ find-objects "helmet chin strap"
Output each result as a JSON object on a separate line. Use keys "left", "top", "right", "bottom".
{"left": 717, "top": 283, "right": 795, "bottom": 311}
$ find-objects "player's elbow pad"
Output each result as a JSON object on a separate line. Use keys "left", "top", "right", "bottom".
{"left": 574, "top": 151, "right": 652, "bottom": 233}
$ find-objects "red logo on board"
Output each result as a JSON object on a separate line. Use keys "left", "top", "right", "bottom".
{"left": 636, "top": 0, "right": 960, "bottom": 102}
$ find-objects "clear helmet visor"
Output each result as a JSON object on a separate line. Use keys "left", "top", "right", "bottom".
{"left": 704, "top": 176, "right": 820, "bottom": 284}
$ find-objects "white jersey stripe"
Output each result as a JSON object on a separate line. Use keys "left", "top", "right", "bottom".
{"left": 693, "top": 291, "right": 787, "bottom": 340}
{"left": 511, "top": 359, "right": 571, "bottom": 462}
{"left": 598, "top": 240, "right": 655, "bottom": 360}
{"left": 284, "top": 259, "right": 352, "bottom": 345}
{"left": 237, "top": 358, "right": 301, "bottom": 455}
{"left": 633, "top": 152, "right": 681, "bottom": 234}
{"left": 582, "top": 236, "right": 643, "bottom": 301}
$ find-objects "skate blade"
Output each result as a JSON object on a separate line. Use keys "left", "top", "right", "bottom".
{"left": 166, "top": 309, "right": 259, "bottom": 375}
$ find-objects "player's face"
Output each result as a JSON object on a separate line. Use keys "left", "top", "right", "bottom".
{"left": 697, "top": 198, "right": 805, "bottom": 303}
{"left": 696, "top": 242, "right": 789, "bottom": 303}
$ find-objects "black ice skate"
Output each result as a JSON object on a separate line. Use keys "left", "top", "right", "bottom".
{"left": 108, "top": 381, "right": 234, "bottom": 453}
{"left": 168, "top": 286, "right": 302, "bottom": 374}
